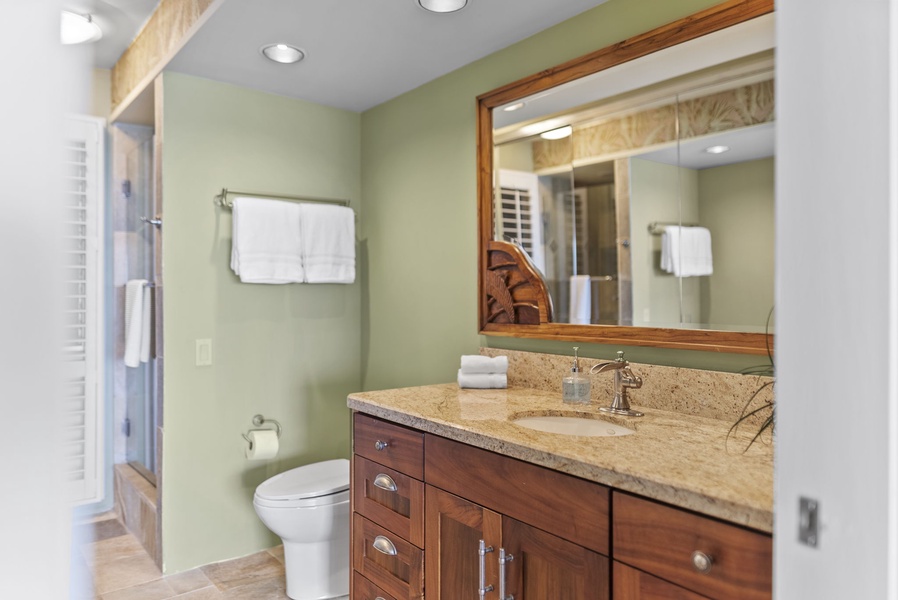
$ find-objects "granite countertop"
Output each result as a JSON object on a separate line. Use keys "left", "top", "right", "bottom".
{"left": 348, "top": 383, "right": 773, "bottom": 533}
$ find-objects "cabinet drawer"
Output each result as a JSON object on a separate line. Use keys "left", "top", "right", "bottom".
{"left": 354, "top": 456, "right": 424, "bottom": 547}
{"left": 613, "top": 561, "right": 710, "bottom": 600}
{"left": 613, "top": 492, "right": 771, "bottom": 600}
{"left": 354, "top": 413, "right": 424, "bottom": 479}
{"left": 353, "top": 571, "right": 399, "bottom": 600}
{"left": 425, "top": 433, "right": 610, "bottom": 555}
{"left": 352, "top": 514, "right": 423, "bottom": 600}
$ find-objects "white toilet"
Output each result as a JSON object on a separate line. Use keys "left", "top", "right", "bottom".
{"left": 253, "top": 459, "right": 350, "bottom": 600}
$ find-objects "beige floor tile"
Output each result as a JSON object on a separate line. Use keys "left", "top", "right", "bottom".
{"left": 93, "top": 552, "right": 163, "bottom": 595}
{"left": 165, "top": 568, "right": 213, "bottom": 595}
{"left": 99, "top": 578, "right": 175, "bottom": 600}
{"left": 265, "top": 545, "right": 284, "bottom": 564}
{"left": 219, "top": 577, "right": 287, "bottom": 600}
{"left": 86, "top": 533, "right": 149, "bottom": 567}
{"left": 171, "top": 586, "right": 224, "bottom": 600}
{"left": 200, "top": 551, "right": 284, "bottom": 592}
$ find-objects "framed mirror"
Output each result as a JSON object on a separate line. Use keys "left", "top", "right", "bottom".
{"left": 477, "top": 0, "right": 774, "bottom": 354}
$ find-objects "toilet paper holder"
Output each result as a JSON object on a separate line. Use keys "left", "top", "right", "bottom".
{"left": 241, "top": 414, "right": 282, "bottom": 444}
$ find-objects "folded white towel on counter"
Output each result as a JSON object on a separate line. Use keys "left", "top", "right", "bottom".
{"left": 460, "top": 355, "right": 508, "bottom": 375}
{"left": 661, "top": 226, "right": 713, "bottom": 277}
{"left": 300, "top": 203, "right": 355, "bottom": 284}
{"left": 124, "top": 279, "right": 147, "bottom": 368}
{"left": 457, "top": 370, "right": 508, "bottom": 389}
{"left": 231, "top": 197, "right": 305, "bottom": 284}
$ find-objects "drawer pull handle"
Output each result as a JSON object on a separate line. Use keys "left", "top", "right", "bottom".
{"left": 373, "top": 473, "right": 398, "bottom": 492}
{"left": 499, "top": 547, "right": 515, "bottom": 600}
{"left": 374, "top": 440, "right": 389, "bottom": 451}
{"left": 478, "top": 539, "right": 494, "bottom": 598}
{"left": 691, "top": 550, "right": 713, "bottom": 574}
{"left": 373, "top": 535, "right": 398, "bottom": 556}
{"left": 375, "top": 598, "right": 386, "bottom": 600}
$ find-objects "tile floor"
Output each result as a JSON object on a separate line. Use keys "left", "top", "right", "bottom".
{"left": 72, "top": 513, "right": 290, "bottom": 599}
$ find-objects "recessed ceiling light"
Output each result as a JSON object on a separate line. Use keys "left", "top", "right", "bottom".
{"left": 417, "top": 0, "right": 468, "bottom": 13}
{"left": 540, "top": 126, "right": 573, "bottom": 140}
{"left": 261, "top": 43, "right": 305, "bottom": 64}
{"left": 61, "top": 11, "right": 102, "bottom": 45}
{"left": 704, "top": 145, "right": 731, "bottom": 154}
{"left": 502, "top": 102, "right": 526, "bottom": 112}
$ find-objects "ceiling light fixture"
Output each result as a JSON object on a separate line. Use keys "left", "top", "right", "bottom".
{"left": 502, "top": 102, "right": 526, "bottom": 112}
{"left": 261, "top": 43, "right": 305, "bottom": 64}
{"left": 417, "top": 0, "right": 468, "bottom": 13}
{"left": 540, "top": 126, "right": 573, "bottom": 140}
{"left": 61, "top": 11, "right": 102, "bottom": 45}
{"left": 704, "top": 145, "right": 731, "bottom": 154}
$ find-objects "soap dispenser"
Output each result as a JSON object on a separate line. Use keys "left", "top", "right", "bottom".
{"left": 562, "top": 346, "right": 591, "bottom": 404}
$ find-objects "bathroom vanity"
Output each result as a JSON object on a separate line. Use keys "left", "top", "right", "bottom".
{"left": 347, "top": 383, "right": 773, "bottom": 600}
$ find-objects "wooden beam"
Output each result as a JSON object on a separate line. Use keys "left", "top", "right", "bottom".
{"left": 110, "top": 0, "right": 225, "bottom": 122}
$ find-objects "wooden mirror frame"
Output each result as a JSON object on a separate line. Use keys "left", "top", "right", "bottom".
{"left": 476, "top": 0, "right": 774, "bottom": 355}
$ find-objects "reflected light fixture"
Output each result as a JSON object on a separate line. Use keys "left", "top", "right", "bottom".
{"left": 502, "top": 102, "right": 526, "bottom": 112}
{"left": 61, "top": 11, "right": 102, "bottom": 45}
{"left": 417, "top": 0, "right": 468, "bottom": 13}
{"left": 261, "top": 43, "right": 305, "bottom": 64}
{"left": 540, "top": 126, "right": 573, "bottom": 140}
{"left": 704, "top": 145, "right": 730, "bottom": 154}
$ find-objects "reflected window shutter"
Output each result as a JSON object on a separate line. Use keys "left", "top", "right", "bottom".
{"left": 64, "top": 117, "right": 104, "bottom": 506}
{"left": 496, "top": 170, "right": 544, "bottom": 273}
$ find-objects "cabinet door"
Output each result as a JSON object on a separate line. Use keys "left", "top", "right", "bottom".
{"left": 502, "top": 516, "right": 609, "bottom": 600}
{"left": 613, "top": 561, "right": 710, "bottom": 600}
{"left": 425, "top": 485, "right": 502, "bottom": 600}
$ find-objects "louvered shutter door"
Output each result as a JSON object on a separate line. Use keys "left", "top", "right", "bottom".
{"left": 64, "top": 116, "right": 104, "bottom": 506}
{"left": 496, "top": 170, "right": 545, "bottom": 273}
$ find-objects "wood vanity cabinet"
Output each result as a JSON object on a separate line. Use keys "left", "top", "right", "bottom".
{"left": 350, "top": 412, "right": 771, "bottom": 600}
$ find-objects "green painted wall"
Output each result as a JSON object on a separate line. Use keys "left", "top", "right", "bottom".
{"left": 698, "top": 157, "right": 775, "bottom": 329}
{"left": 360, "top": 0, "right": 763, "bottom": 389}
{"left": 161, "top": 73, "right": 361, "bottom": 573}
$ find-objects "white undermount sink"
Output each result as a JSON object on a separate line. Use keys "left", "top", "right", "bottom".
{"left": 511, "top": 415, "right": 635, "bottom": 437}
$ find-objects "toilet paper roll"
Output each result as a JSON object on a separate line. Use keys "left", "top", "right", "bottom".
{"left": 245, "top": 429, "right": 279, "bottom": 460}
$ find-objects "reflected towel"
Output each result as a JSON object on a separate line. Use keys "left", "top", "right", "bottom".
{"left": 661, "top": 226, "right": 713, "bottom": 277}
{"left": 457, "top": 370, "right": 507, "bottom": 389}
{"left": 300, "top": 203, "right": 355, "bottom": 284}
{"left": 124, "top": 279, "right": 147, "bottom": 368}
{"left": 569, "top": 275, "right": 592, "bottom": 324}
{"left": 460, "top": 355, "right": 508, "bottom": 375}
{"left": 231, "top": 197, "right": 305, "bottom": 284}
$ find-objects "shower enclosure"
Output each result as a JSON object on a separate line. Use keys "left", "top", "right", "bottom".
{"left": 112, "top": 123, "right": 160, "bottom": 485}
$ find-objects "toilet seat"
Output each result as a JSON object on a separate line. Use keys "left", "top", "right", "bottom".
{"left": 253, "top": 458, "right": 350, "bottom": 509}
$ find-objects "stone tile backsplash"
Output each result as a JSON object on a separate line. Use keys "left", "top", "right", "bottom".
{"left": 480, "top": 348, "right": 773, "bottom": 426}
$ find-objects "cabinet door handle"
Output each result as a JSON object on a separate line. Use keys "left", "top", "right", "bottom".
{"left": 478, "top": 539, "right": 494, "bottom": 598}
{"left": 375, "top": 597, "right": 386, "bottom": 600}
{"left": 691, "top": 550, "right": 713, "bottom": 574}
{"left": 373, "top": 473, "right": 398, "bottom": 493}
{"left": 374, "top": 440, "right": 389, "bottom": 451}
{"left": 372, "top": 535, "right": 398, "bottom": 556}
{"left": 499, "top": 547, "right": 514, "bottom": 600}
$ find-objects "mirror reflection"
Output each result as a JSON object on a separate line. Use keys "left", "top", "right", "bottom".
{"left": 493, "top": 32, "right": 774, "bottom": 334}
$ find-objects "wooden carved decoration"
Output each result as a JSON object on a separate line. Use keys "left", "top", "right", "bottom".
{"left": 484, "top": 241, "right": 553, "bottom": 325}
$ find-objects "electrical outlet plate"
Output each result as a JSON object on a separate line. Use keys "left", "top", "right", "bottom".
{"left": 195, "top": 339, "right": 212, "bottom": 366}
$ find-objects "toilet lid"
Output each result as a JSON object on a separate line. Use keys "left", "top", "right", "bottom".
{"left": 255, "top": 458, "right": 350, "bottom": 501}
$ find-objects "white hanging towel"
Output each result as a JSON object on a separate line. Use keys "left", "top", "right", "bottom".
{"left": 661, "top": 226, "right": 713, "bottom": 277}
{"left": 231, "top": 197, "right": 305, "bottom": 284}
{"left": 139, "top": 284, "right": 152, "bottom": 363}
{"left": 300, "top": 203, "right": 355, "bottom": 284}
{"left": 124, "top": 279, "right": 147, "bottom": 368}
{"left": 568, "top": 274, "right": 592, "bottom": 324}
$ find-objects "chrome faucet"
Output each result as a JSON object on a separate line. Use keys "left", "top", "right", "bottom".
{"left": 590, "top": 351, "right": 644, "bottom": 417}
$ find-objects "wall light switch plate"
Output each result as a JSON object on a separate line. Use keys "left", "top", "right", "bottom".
{"left": 195, "top": 339, "right": 212, "bottom": 366}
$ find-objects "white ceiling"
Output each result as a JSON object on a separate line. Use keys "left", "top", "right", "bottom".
{"left": 166, "top": 0, "right": 610, "bottom": 113}
{"left": 66, "top": 0, "right": 159, "bottom": 68}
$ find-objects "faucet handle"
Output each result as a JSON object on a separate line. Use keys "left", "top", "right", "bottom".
{"left": 616, "top": 351, "right": 626, "bottom": 363}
